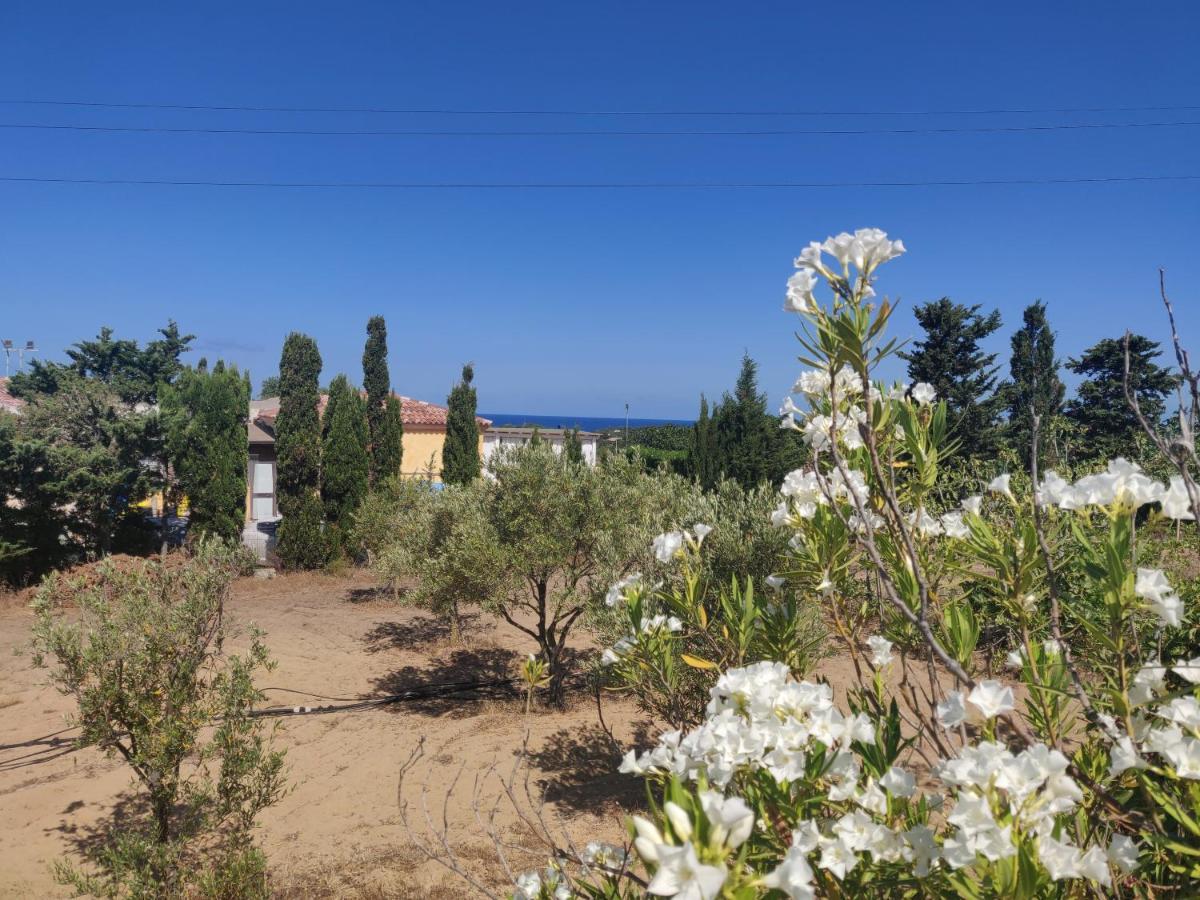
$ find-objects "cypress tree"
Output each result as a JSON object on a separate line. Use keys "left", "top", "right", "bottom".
{"left": 899, "top": 298, "right": 1003, "bottom": 458}
{"left": 321, "top": 375, "right": 370, "bottom": 545}
{"left": 275, "top": 333, "right": 327, "bottom": 569}
{"left": 362, "top": 316, "right": 402, "bottom": 482}
{"left": 1066, "top": 335, "right": 1177, "bottom": 459}
{"left": 564, "top": 426, "right": 584, "bottom": 465}
{"left": 442, "top": 364, "right": 481, "bottom": 484}
{"left": 161, "top": 362, "right": 250, "bottom": 543}
{"left": 1001, "top": 301, "right": 1066, "bottom": 465}
{"left": 690, "top": 394, "right": 719, "bottom": 490}
{"left": 376, "top": 396, "right": 404, "bottom": 480}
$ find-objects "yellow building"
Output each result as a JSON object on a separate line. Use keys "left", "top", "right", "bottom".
{"left": 244, "top": 394, "right": 489, "bottom": 545}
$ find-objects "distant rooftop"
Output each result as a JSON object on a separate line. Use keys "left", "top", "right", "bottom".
{"left": 0, "top": 377, "right": 23, "bottom": 414}
{"left": 250, "top": 392, "right": 491, "bottom": 442}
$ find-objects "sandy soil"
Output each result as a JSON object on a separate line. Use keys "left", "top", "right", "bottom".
{"left": 0, "top": 572, "right": 653, "bottom": 898}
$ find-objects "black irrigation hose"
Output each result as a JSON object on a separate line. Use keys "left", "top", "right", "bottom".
{"left": 248, "top": 677, "right": 519, "bottom": 719}
{"left": 0, "top": 677, "right": 521, "bottom": 770}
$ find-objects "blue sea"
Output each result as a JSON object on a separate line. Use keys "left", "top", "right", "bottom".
{"left": 481, "top": 412, "right": 694, "bottom": 431}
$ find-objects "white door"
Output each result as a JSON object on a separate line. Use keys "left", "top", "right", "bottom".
{"left": 250, "top": 459, "right": 275, "bottom": 520}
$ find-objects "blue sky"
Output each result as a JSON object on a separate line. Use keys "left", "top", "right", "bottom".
{"left": 1, "top": 1, "right": 1197, "bottom": 419}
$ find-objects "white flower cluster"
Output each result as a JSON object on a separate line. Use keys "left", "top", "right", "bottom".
{"left": 785, "top": 228, "right": 906, "bottom": 314}
{"left": 605, "top": 573, "right": 642, "bottom": 608}
{"left": 652, "top": 524, "right": 713, "bottom": 564}
{"left": 1106, "top": 658, "right": 1200, "bottom": 779}
{"left": 619, "top": 663, "right": 1143, "bottom": 894}
{"left": 632, "top": 792, "right": 752, "bottom": 900}
{"left": 773, "top": 467, "right": 870, "bottom": 525}
{"left": 619, "top": 661, "right": 875, "bottom": 789}
{"left": 1036, "top": 458, "right": 1193, "bottom": 516}
{"left": 512, "top": 865, "right": 571, "bottom": 900}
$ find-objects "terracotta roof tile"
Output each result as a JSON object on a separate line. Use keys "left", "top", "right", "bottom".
{"left": 252, "top": 391, "right": 489, "bottom": 438}
{"left": 0, "top": 377, "right": 23, "bottom": 413}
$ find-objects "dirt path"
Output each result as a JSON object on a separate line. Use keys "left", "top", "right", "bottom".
{"left": 0, "top": 573, "right": 649, "bottom": 898}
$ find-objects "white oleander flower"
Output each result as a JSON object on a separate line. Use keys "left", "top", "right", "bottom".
{"left": 645, "top": 843, "right": 726, "bottom": 900}
{"left": 1108, "top": 736, "right": 1147, "bottom": 776}
{"left": 794, "top": 241, "right": 830, "bottom": 276}
{"left": 653, "top": 531, "right": 685, "bottom": 563}
{"left": 1163, "top": 475, "right": 1196, "bottom": 520}
{"left": 691, "top": 523, "right": 713, "bottom": 544}
{"left": 879, "top": 765, "right": 916, "bottom": 798}
{"left": 937, "top": 691, "right": 967, "bottom": 728}
{"left": 962, "top": 494, "right": 983, "bottom": 516}
{"left": 605, "top": 573, "right": 641, "bottom": 607}
{"left": 1107, "top": 834, "right": 1139, "bottom": 873}
{"left": 761, "top": 845, "right": 815, "bottom": 899}
{"left": 785, "top": 269, "right": 819, "bottom": 314}
{"left": 866, "top": 635, "right": 894, "bottom": 667}
{"left": 1173, "top": 656, "right": 1200, "bottom": 684}
{"left": 910, "top": 382, "right": 937, "bottom": 406}
{"left": 698, "top": 791, "right": 754, "bottom": 848}
{"left": 940, "top": 510, "right": 970, "bottom": 539}
{"left": 987, "top": 473, "right": 1012, "bottom": 498}
{"left": 967, "top": 680, "right": 1016, "bottom": 719}
{"left": 765, "top": 574, "right": 785, "bottom": 590}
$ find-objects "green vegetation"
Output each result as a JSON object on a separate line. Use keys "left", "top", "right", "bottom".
{"left": 687, "top": 354, "right": 805, "bottom": 490}
{"left": 1000, "top": 300, "right": 1066, "bottom": 466}
{"left": 321, "top": 374, "right": 370, "bottom": 552}
{"left": 161, "top": 361, "right": 251, "bottom": 543}
{"left": 1066, "top": 333, "right": 1176, "bottom": 459}
{"left": 362, "top": 315, "right": 402, "bottom": 482}
{"left": 274, "top": 332, "right": 328, "bottom": 569}
{"left": 31, "top": 540, "right": 286, "bottom": 897}
{"left": 900, "top": 297, "right": 1003, "bottom": 458}
{"left": 442, "top": 363, "right": 480, "bottom": 485}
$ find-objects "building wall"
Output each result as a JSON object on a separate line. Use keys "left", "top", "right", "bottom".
{"left": 401, "top": 427, "right": 487, "bottom": 481}
{"left": 481, "top": 433, "right": 599, "bottom": 467}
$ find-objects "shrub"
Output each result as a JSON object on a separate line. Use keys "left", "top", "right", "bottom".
{"left": 31, "top": 538, "right": 287, "bottom": 897}
{"left": 508, "top": 229, "right": 1200, "bottom": 898}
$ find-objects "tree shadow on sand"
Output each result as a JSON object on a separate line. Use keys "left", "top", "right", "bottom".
{"left": 46, "top": 789, "right": 153, "bottom": 863}
{"left": 369, "top": 646, "right": 523, "bottom": 717}
{"left": 525, "top": 721, "right": 656, "bottom": 815}
{"left": 361, "top": 613, "right": 483, "bottom": 653}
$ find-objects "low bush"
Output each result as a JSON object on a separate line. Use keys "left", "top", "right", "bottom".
{"left": 31, "top": 538, "right": 287, "bottom": 898}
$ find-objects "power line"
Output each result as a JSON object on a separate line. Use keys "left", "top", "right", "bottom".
{"left": 4, "top": 120, "right": 1199, "bottom": 138}
{"left": 2, "top": 98, "right": 1199, "bottom": 117}
{"left": 1, "top": 174, "right": 1197, "bottom": 190}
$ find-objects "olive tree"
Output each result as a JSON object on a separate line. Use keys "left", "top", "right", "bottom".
{"left": 31, "top": 539, "right": 286, "bottom": 897}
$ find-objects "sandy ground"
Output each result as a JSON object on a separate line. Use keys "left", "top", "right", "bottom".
{"left": 0, "top": 572, "right": 652, "bottom": 898}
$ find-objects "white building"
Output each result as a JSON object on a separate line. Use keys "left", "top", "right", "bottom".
{"left": 482, "top": 427, "right": 601, "bottom": 468}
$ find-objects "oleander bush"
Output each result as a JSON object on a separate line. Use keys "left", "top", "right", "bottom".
{"left": 507, "top": 229, "right": 1200, "bottom": 899}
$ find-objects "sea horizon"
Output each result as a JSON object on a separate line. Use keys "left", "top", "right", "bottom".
{"left": 480, "top": 412, "right": 694, "bottom": 431}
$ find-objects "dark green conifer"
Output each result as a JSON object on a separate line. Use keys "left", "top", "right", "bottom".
{"left": 442, "top": 364, "right": 481, "bottom": 484}
{"left": 275, "top": 333, "right": 328, "bottom": 568}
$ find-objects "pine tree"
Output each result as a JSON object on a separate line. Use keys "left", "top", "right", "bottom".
{"left": 1066, "top": 334, "right": 1177, "bottom": 459}
{"left": 899, "top": 298, "right": 1003, "bottom": 458}
{"left": 564, "top": 426, "right": 584, "bottom": 464}
{"left": 161, "top": 362, "right": 250, "bottom": 543}
{"left": 362, "top": 316, "right": 402, "bottom": 482}
{"left": 376, "top": 396, "right": 404, "bottom": 480}
{"left": 714, "top": 355, "right": 772, "bottom": 488}
{"left": 321, "top": 375, "right": 370, "bottom": 548}
{"left": 257, "top": 375, "right": 281, "bottom": 399}
{"left": 275, "top": 333, "right": 327, "bottom": 569}
{"left": 1000, "top": 301, "right": 1066, "bottom": 466}
{"left": 442, "top": 364, "right": 481, "bottom": 484}
{"left": 690, "top": 394, "right": 719, "bottom": 490}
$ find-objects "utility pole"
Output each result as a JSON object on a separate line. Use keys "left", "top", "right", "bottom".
{"left": 624, "top": 402, "right": 630, "bottom": 447}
